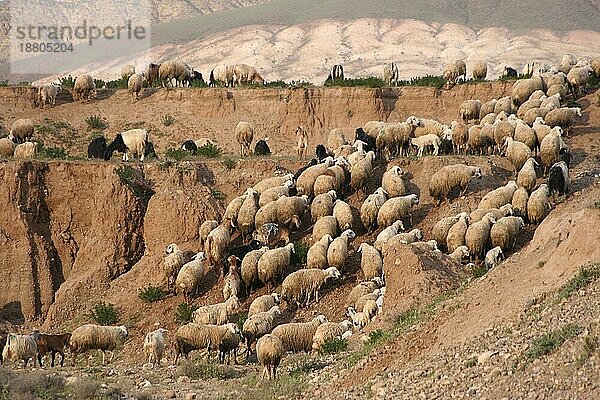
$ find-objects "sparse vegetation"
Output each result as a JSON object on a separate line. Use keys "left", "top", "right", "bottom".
{"left": 321, "top": 337, "right": 348, "bottom": 354}
{"left": 469, "top": 263, "right": 488, "bottom": 279}
{"left": 162, "top": 115, "right": 176, "bottom": 127}
{"left": 93, "top": 79, "right": 106, "bottom": 89}
{"left": 37, "top": 144, "right": 69, "bottom": 160}
{"left": 175, "top": 303, "right": 198, "bottom": 324}
{"left": 464, "top": 357, "right": 477, "bottom": 368}
{"left": 397, "top": 75, "right": 446, "bottom": 87}
{"left": 197, "top": 143, "right": 223, "bottom": 158}
{"left": 59, "top": 75, "right": 76, "bottom": 89}
{"left": 523, "top": 324, "right": 582, "bottom": 362}
{"left": 0, "top": 80, "right": 9, "bottom": 87}
{"left": 90, "top": 301, "right": 118, "bottom": 325}
{"left": 105, "top": 78, "right": 128, "bottom": 89}
{"left": 325, "top": 76, "right": 385, "bottom": 88}
{"left": 498, "top": 73, "right": 532, "bottom": 81}
{"left": 291, "top": 241, "right": 309, "bottom": 266}
{"left": 222, "top": 157, "right": 236, "bottom": 170}
{"left": 69, "top": 378, "right": 100, "bottom": 399}
{"left": 557, "top": 264, "right": 600, "bottom": 300}
{"left": 85, "top": 115, "right": 108, "bottom": 131}
{"left": 211, "top": 187, "right": 226, "bottom": 201}
{"left": 138, "top": 286, "right": 166, "bottom": 303}
{"left": 577, "top": 334, "right": 599, "bottom": 366}
{"left": 0, "top": 369, "right": 65, "bottom": 400}
{"left": 176, "top": 360, "right": 241, "bottom": 380}
{"left": 165, "top": 148, "right": 190, "bottom": 162}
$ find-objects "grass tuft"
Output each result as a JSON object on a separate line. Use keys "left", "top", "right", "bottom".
{"left": 321, "top": 338, "right": 348, "bottom": 354}
{"left": 325, "top": 76, "right": 385, "bottom": 88}
{"left": 523, "top": 324, "right": 582, "bottom": 362}
{"left": 90, "top": 301, "right": 118, "bottom": 325}
{"left": 176, "top": 360, "right": 241, "bottom": 380}
{"left": 165, "top": 148, "right": 190, "bottom": 162}
{"left": 222, "top": 157, "right": 236, "bottom": 170}
{"left": 557, "top": 264, "right": 600, "bottom": 301}
{"left": 577, "top": 334, "right": 599, "bottom": 366}
{"left": 85, "top": 115, "right": 107, "bottom": 131}
{"left": 162, "top": 115, "right": 176, "bottom": 126}
{"left": 175, "top": 303, "right": 198, "bottom": 324}
{"left": 138, "top": 286, "right": 166, "bottom": 303}
{"left": 197, "top": 144, "right": 223, "bottom": 158}
{"left": 210, "top": 187, "right": 225, "bottom": 201}
{"left": 290, "top": 241, "right": 309, "bottom": 266}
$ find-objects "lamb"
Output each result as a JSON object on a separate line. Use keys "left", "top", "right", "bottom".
{"left": 9, "top": 118, "right": 34, "bottom": 144}
{"left": 176, "top": 252, "right": 207, "bottom": 302}
{"left": 33, "top": 332, "right": 71, "bottom": 368}
{"left": 470, "top": 61, "right": 487, "bottom": 80}
{"left": 248, "top": 293, "right": 281, "bottom": 318}
{"left": 199, "top": 220, "right": 218, "bottom": 249}
{"left": 311, "top": 190, "right": 337, "bottom": 222}
{"left": 517, "top": 158, "right": 539, "bottom": 193}
{"left": 548, "top": 161, "right": 570, "bottom": 197}
{"left": 191, "top": 295, "right": 240, "bottom": 325}
{"left": 2, "top": 334, "right": 38, "bottom": 367}
{"left": 377, "top": 194, "right": 419, "bottom": 227}
{"left": 490, "top": 216, "right": 525, "bottom": 250}
{"left": 72, "top": 74, "right": 96, "bottom": 102}
{"left": 307, "top": 234, "right": 333, "bottom": 269}
{"left": 543, "top": 107, "right": 582, "bottom": 136}
{"left": 13, "top": 141, "right": 38, "bottom": 158}
{"left": 0, "top": 137, "right": 16, "bottom": 157}
{"left": 143, "top": 328, "right": 168, "bottom": 366}
{"left": 312, "top": 216, "right": 339, "bottom": 242}
{"left": 512, "top": 187, "right": 529, "bottom": 218}
{"left": 69, "top": 324, "right": 128, "bottom": 365}
{"left": 277, "top": 195, "right": 309, "bottom": 224}
{"left": 449, "top": 245, "right": 470, "bottom": 264}
{"left": 237, "top": 189, "right": 259, "bottom": 240}
{"left": 465, "top": 213, "right": 497, "bottom": 261}
{"left": 257, "top": 243, "right": 295, "bottom": 290}
{"left": 327, "top": 229, "right": 356, "bottom": 274}
{"left": 282, "top": 267, "right": 341, "bottom": 308}
{"left": 345, "top": 278, "right": 384, "bottom": 307}
{"left": 540, "top": 128, "right": 568, "bottom": 175}
{"left": 38, "top": 84, "right": 61, "bottom": 108}
{"left": 358, "top": 243, "right": 383, "bottom": 280}
{"left": 512, "top": 76, "right": 544, "bottom": 106}
{"left": 173, "top": 323, "right": 239, "bottom": 364}
{"left": 478, "top": 181, "right": 518, "bottom": 210}
{"left": 271, "top": 315, "right": 327, "bottom": 353}
{"left": 430, "top": 213, "right": 468, "bottom": 251}
{"left": 127, "top": 73, "right": 144, "bottom": 102}
{"left": 242, "top": 306, "right": 281, "bottom": 354}
{"left": 296, "top": 126, "right": 309, "bottom": 159}
{"left": 410, "top": 134, "right": 441, "bottom": 156}
{"left": 259, "top": 181, "right": 294, "bottom": 207}
{"left": 390, "top": 228, "right": 423, "bottom": 246}
{"left": 429, "top": 164, "right": 483, "bottom": 206}
{"left": 312, "top": 320, "right": 353, "bottom": 353}
{"left": 253, "top": 174, "right": 294, "bottom": 194}
{"left": 485, "top": 246, "right": 504, "bottom": 270}
{"left": 163, "top": 243, "right": 185, "bottom": 293}
{"left": 443, "top": 61, "right": 460, "bottom": 88}
{"left": 204, "top": 219, "right": 235, "bottom": 274}
{"left": 347, "top": 303, "right": 376, "bottom": 330}
{"left": 361, "top": 187, "right": 388, "bottom": 233}
{"left": 232, "top": 63, "right": 264, "bottom": 86}
{"left": 566, "top": 65, "right": 593, "bottom": 98}
{"left": 256, "top": 334, "right": 284, "bottom": 380}
{"left": 374, "top": 220, "right": 406, "bottom": 251}
{"left": 104, "top": 129, "right": 149, "bottom": 161}
{"left": 350, "top": 151, "right": 375, "bottom": 198}
{"left": 223, "top": 258, "right": 241, "bottom": 300}
{"left": 460, "top": 99, "right": 481, "bottom": 123}
{"left": 503, "top": 137, "right": 531, "bottom": 175}
{"left": 236, "top": 121, "right": 255, "bottom": 157}
{"left": 446, "top": 213, "right": 470, "bottom": 252}
{"left": 469, "top": 204, "right": 513, "bottom": 223}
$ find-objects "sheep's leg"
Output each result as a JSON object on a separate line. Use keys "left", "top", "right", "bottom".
{"left": 102, "top": 350, "right": 106, "bottom": 365}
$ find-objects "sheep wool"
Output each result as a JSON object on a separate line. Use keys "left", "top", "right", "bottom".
{"left": 191, "top": 295, "right": 240, "bottom": 325}
{"left": 2, "top": 334, "right": 38, "bottom": 366}
{"left": 459, "top": 99, "right": 481, "bottom": 123}
{"left": 241, "top": 247, "right": 269, "bottom": 295}
{"left": 327, "top": 229, "right": 356, "bottom": 273}
{"left": 312, "top": 216, "right": 339, "bottom": 243}
{"left": 253, "top": 174, "right": 294, "bottom": 194}
{"left": 490, "top": 216, "right": 524, "bottom": 250}
{"left": 446, "top": 214, "right": 470, "bottom": 253}
{"left": 377, "top": 194, "right": 419, "bottom": 227}
{"left": 0, "top": 137, "right": 16, "bottom": 157}
{"left": 199, "top": 220, "right": 218, "bottom": 248}
{"left": 478, "top": 181, "right": 518, "bottom": 210}
{"left": 69, "top": 324, "right": 128, "bottom": 365}
{"left": 143, "top": 328, "right": 168, "bottom": 365}
{"left": 469, "top": 204, "right": 513, "bottom": 223}
{"left": 256, "top": 334, "right": 284, "bottom": 380}
{"left": 311, "top": 190, "right": 337, "bottom": 222}
{"left": 175, "top": 251, "right": 207, "bottom": 303}
{"left": 281, "top": 267, "right": 341, "bottom": 308}
{"left": 163, "top": 243, "right": 185, "bottom": 292}
{"left": 527, "top": 184, "right": 551, "bottom": 224}
{"left": 430, "top": 213, "right": 467, "bottom": 251}
{"left": 504, "top": 137, "right": 532, "bottom": 174}
{"left": 429, "top": 164, "right": 482, "bottom": 206}
{"left": 307, "top": 235, "right": 333, "bottom": 269}
{"left": 465, "top": 213, "right": 496, "bottom": 260}
{"left": 223, "top": 195, "right": 247, "bottom": 227}
{"left": 449, "top": 245, "right": 469, "bottom": 264}
{"left": 512, "top": 187, "right": 529, "bottom": 218}
{"left": 358, "top": 243, "right": 383, "bottom": 280}
{"left": 333, "top": 199, "right": 353, "bottom": 230}
{"left": 248, "top": 293, "right": 281, "bottom": 317}
{"left": 271, "top": 315, "right": 327, "bottom": 353}
{"left": 236, "top": 121, "right": 255, "bottom": 157}
{"left": 517, "top": 158, "right": 539, "bottom": 193}
{"left": 485, "top": 246, "right": 504, "bottom": 270}
{"left": 312, "top": 321, "right": 353, "bottom": 353}
{"left": 257, "top": 243, "right": 295, "bottom": 289}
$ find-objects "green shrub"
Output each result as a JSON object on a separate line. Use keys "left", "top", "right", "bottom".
{"left": 264, "top": 80, "right": 288, "bottom": 88}
{"left": 115, "top": 166, "right": 154, "bottom": 198}
{"left": 397, "top": 75, "right": 446, "bottom": 87}
{"left": 524, "top": 324, "right": 582, "bottom": 361}
{"left": 290, "top": 241, "right": 309, "bottom": 266}
{"left": 558, "top": 264, "right": 600, "bottom": 300}
{"left": 59, "top": 75, "right": 76, "bottom": 89}
{"left": 105, "top": 78, "right": 128, "bottom": 89}
{"left": 165, "top": 148, "right": 190, "bottom": 162}
{"left": 0, "top": 80, "right": 9, "bottom": 87}
{"left": 138, "top": 286, "right": 166, "bottom": 303}
{"left": 176, "top": 360, "right": 241, "bottom": 380}
{"left": 90, "top": 301, "right": 118, "bottom": 325}
{"left": 196, "top": 143, "right": 222, "bottom": 158}
{"left": 175, "top": 303, "right": 198, "bottom": 324}
{"left": 210, "top": 187, "right": 225, "bottom": 201}
{"left": 37, "top": 145, "right": 69, "bottom": 160}
{"left": 17, "top": 81, "right": 31, "bottom": 86}
{"left": 222, "top": 157, "right": 236, "bottom": 170}
{"left": 321, "top": 337, "right": 348, "bottom": 354}
{"left": 93, "top": 79, "right": 106, "bottom": 89}
{"left": 190, "top": 78, "right": 208, "bottom": 88}
{"left": 85, "top": 115, "right": 107, "bottom": 131}
{"left": 324, "top": 76, "right": 385, "bottom": 88}
{"left": 162, "top": 115, "right": 176, "bottom": 126}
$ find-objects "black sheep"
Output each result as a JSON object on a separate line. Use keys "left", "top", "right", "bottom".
{"left": 254, "top": 139, "right": 271, "bottom": 156}
{"left": 181, "top": 140, "right": 198, "bottom": 154}
{"left": 504, "top": 66, "right": 518, "bottom": 77}
{"left": 548, "top": 161, "right": 569, "bottom": 196}
{"left": 225, "top": 240, "right": 262, "bottom": 275}
{"left": 145, "top": 141, "right": 157, "bottom": 159}
{"left": 87, "top": 136, "right": 107, "bottom": 159}
{"left": 104, "top": 134, "right": 127, "bottom": 160}
{"left": 190, "top": 70, "right": 205, "bottom": 86}
{"left": 354, "top": 128, "right": 376, "bottom": 152}
{"left": 559, "top": 147, "right": 571, "bottom": 167}
{"left": 315, "top": 144, "right": 329, "bottom": 161}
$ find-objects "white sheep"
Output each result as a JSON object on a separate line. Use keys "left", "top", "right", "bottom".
{"left": 0, "top": 137, "right": 16, "bottom": 158}
{"left": 350, "top": 151, "right": 375, "bottom": 198}
{"left": 459, "top": 100, "right": 481, "bottom": 123}
{"left": 72, "top": 74, "right": 96, "bottom": 102}
{"left": 143, "top": 328, "right": 168, "bottom": 365}
{"left": 374, "top": 220, "right": 405, "bottom": 251}
{"left": 429, "top": 164, "right": 482, "bottom": 206}
{"left": 540, "top": 127, "right": 568, "bottom": 175}
{"left": 527, "top": 184, "right": 551, "bottom": 224}
{"left": 465, "top": 213, "right": 496, "bottom": 261}
{"left": 311, "top": 216, "right": 339, "bottom": 243}
{"left": 478, "top": 181, "right": 518, "bottom": 210}
{"left": 312, "top": 320, "right": 353, "bottom": 353}
{"left": 311, "top": 190, "right": 337, "bottom": 222}
{"left": 175, "top": 251, "right": 207, "bottom": 303}
{"left": 191, "top": 296, "right": 241, "bottom": 325}
{"left": 236, "top": 121, "right": 255, "bottom": 157}
{"left": 2, "top": 333, "right": 38, "bottom": 367}
{"left": 69, "top": 324, "right": 128, "bottom": 365}
{"left": 377, "top": 194, "right": 419, "bottom": 227}
{"left": 472, "top": 61, "right": 487, "bottom": 80}
{"left": 410, "top": 134, "right": 441, "bottom": 157}
{"left": 173, "top": 323, "right": 239, "bottom": 364}
{"left": 447, "top": 213, "right": 470, "bottom": 253}
{"left": 164, "top": 243, "right": 185, "bottom": 293}
{"left": 223, "top": 257, "right": 241, "bottom": 300}
{"left": 257, "top": 243, "right": 295, "bottom": 290}
{"left": 158, "top": 60, "right": 191, "bottom": 87}
{"left": 382, "top": 166, "right": 406, "bottom": 198}
{"left": 449, "top": 245, "right": 470, "bottom": 264}
{"left": 517, "top": 158, "right": 539, "bottom": 193}
{"left": 253, "top": 174, "right": 294, "bottom": 194}
{"left": 484, "top": 246, "right": 504, "bottom": 270}
{"left": 490, "top": 216, "right": 525, "bottom": 251}
{"left": 241, "top": 247, "right": 269, "bottom": 295}
{"left": 256, "top": 334, "right": 284, "bottom": 380}
{"left": 544, "top": 107, "right": 582, "bottom": 136}
{"left": 430, "top": 212, "right": 468, "bottom": 251}
{"left": 307, "top": 234, "right": 333, "bottom": 269}
{"left": 248, "top": 293, "right": 281, "bottom": 317}
{"left": 242, "top": 306, "right": 281, "bottom": 354}
{"left": 128, "top": 73, "right": 144, "bottom": 102}
{"left": 232, "top": 63, "right": 264, "bottom": 86}
{"left": 38, "top": 84, "right": 61, "bottom": 108}
{"left": 104, "top": 128, "right": 149, "bottom": 162}
{"left": 281, "top": 267, "right": 341, "bottom": 308}
{"left": 327, "top": 229, "right": 356, "bottom": 274}
{"left": 504, "top": 137, "right": 532, "bottom": 174}
{"left": 9, "top": 118, "right": 35, "bottom": 144}
{"left": 14, "top": 141, "right": 38, "bottom": 158}
{"left": 358, "top": 243, "right": 383, "bottom": 280}
{"left": 271, "top": 315, "right": 328, "bottom": 353}
{"left": 204, "top": 219, "right": 235, "bottom": 274}
{"left": 360, "top": 187, "right": 388, "bottom": 233}
{"left": 332, "top": 199, "right": 353, "bottom": 231}
{"left": 199, "top": 220, "right": 218, "bottom": 249}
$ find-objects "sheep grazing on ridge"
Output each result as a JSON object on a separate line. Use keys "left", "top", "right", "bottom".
{"left": 163, "top": 243, "right": 185, "bottom": 293}
{"left": 410, "top": 134, "right": 442, "bottom": 157}
{"left": 477, "top": 181, "right": 518, "bottom": 210}
{"left": 377, "top": 194, "right": 419, "bottom": 228}
{"left": 358, "top": 242, "right": 383, "bottom": 280}
{"left": 176, "top": 251, "right": 207, "bottom": 303}
{"left": 143, "top": 328, "right": 168, "bottom": 366}
{"left": 490, "top": 216, "right": 524, "bottom": 251}
{"left": 72, "top": 74, "right": 96, "bottom": 102}
{"left": 327, "top": 229, "right": 356, "bottom": 274}
{"left": 69, "top": 324, "right": 128, "bottom": 365}
{"left": 2, "top": 333, "right": 38, "bottom": 367}
{"left": 233, "top": 63, "right": 264, "bottom": 86}
{"left": 173, "top": 323, "right": 239, "bottom": 364}
{"left": 204, "top": 219, "right": 235, "bottom": 275}
{"left": 374, "top": 220, "right": 405, "bottom": 251}
{"left": 548, "top": 161, "right": 570, "bottom": 197}
{"left": 9, "top": 118, "right": 35, "bottom": 144}
{"left": 248, "top": 293, "right": 281, "bottom": 317}
{"left": 443, "top": 60, "right": 461, "bottom": 88}
{"left": 256, "top": 334, "right": 284, "bottom": 380}
{"left": 460, "top": 100, "right": 482, "bottom": 123}
{"left": 312, "top": 320, "right": 353, "bottom": 353}
{"left": 191, "top": 296, "right": 241, "bottom": 325}
{"left": 512, "top": 76, "right": 544, "bottom": 106}
{"left": 281, "top": 267, "right": 341, "bottom": 308}
{"left": 38, "top": 84, "right": 61, "bottom": 108}
{"left": 361, "top": 187, "right": 388, "bottom": 233}
{"left": 383, "top": 62, "right": 399, "bottom": 85}
{"left": 271, "top": 315, "right": 327, "bottom": 353}
{"left": 517, "top": 158, "right": 539, "bottom": 193}
{"left": 104, "top": 129, "right": 149, "bottom": 162}
{"left": 236, "top": 121, "right": 255, "bottom": 157}
{"left": 465, "top": 213, "right": 497, "bottom": 261}
{"left": 199, "top": 220, "right": 219, "bottom": 249}
{"left": 257, "top": 243, "right": 295, "bottom": 290}
{"left": 242, "top": 306, "right": 281, "bottom": 355}
{"left": 471, "top": 61, "right": 487, "bottom": 80}
{"left": 210, "top": 65, "right": 235, "bottom": 87}
{"left": 0, "top": 137, "right": 16, "bottom": 158}
{"left": 14, "top": 141, "right": 38, "bottom": 158}
{"left": 127, "top": 73, "right": 144, "bottom": 102}
{"left": 87, "top": 136, "right": 107, "bottom": 159}
{"left": 429, "top": 164, "right": 482, "bottom": 206}
{"left": 544, "top": 107, "right": 582, "bottom": 136}
{"left": 430, "top": 212, "right": 468, "bottom": 251}
{"left": 312, "top": 190, "right": 337, "bottom": 222}
{"left": 296, "top": 126, "right": 309, "bottom": 159}
{"left": 567, "top": 65, "right": 593, "bottom": 98}
{"left": 237, "top": 188, "right": 260, "bottom": 240}
{"left": 159, "top": 60, "right": 192, "bottom": 87}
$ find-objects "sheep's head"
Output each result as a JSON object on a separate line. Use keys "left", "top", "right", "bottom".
{"left": 314, "top": 315, "right": 328, "bottom": 324}
{"left": 226, "top": 296, "right": 241, "bottom": 310}
{"left": 427, "top": 240, "right": 439, "bottom": 251}
{"left": 414, "top": 229, "right": 423, "bottom": 241}
{"left": 193, "top": 252, "right": 207, "bottom": 262}
{"left": 392, "top": 220, "right": 405, "bottom": 231}
{"left": 406, "top": 116, "right": 422, "bottom": 128}
{"left": 500, "top": 204, "right": 514, "bottom": 216}
{"left": 343, "top": 229, "right": 356, "bottom": 240}
{"left": 269, "top": 306, "right": 282, "bottom": 315}
{"left": 325, "top": 267, "right": 341, "bottom": 279}
{"left": 458, "top": 246, "right": 470, "bottom": 258}
{"left": 483, "top": 213, "right": 497, "bottom": 224}
{"left": 165, "top": 243, "right": 179, "bottom": 255}
{"left": 287, "top": 243, "right": 296, "bottom": 254}
{"left": 272, "top": 292, "right": 281, "bottom": 304}
{"left": 118, "top": 326, "right": 128, "bottom": 338}
{"left": 227, "top": 255, "right": 240, "bottom": 267}
{"left": 409, "top": 194, "right": 419, "bottom": 205}
{"left": 327, "top": 190, "right": 338, "bottom": 201}
{"left": 321, "top": 234, "right": 333, "bottom": 244}
{"left": 575, "top": 107, "right": 582, "bottom": 117}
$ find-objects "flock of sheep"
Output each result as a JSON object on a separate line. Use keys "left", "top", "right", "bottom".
{"left": 0, "top": 53, "right": 595, "bottom": 382}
